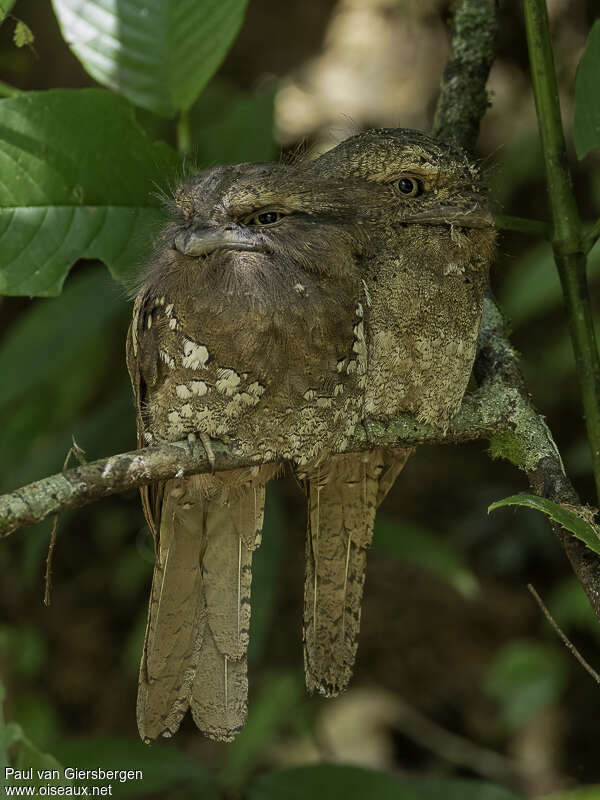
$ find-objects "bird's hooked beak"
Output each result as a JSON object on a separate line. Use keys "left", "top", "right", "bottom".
{"left": 399, "top": 194, "right": 494, "bottom": 229}
{"left": 173, "top": 225, "right": 265, "bottom": 256}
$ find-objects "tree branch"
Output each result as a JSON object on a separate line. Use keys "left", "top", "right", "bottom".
{"left": 434, "top": 0, "right": 600, "bottom": 619}
{"left": 433, "top": 0, "right": 498, "bottom": 152}
{"left": 0, "top": 380, "right": 516, "bottom": 538}
{"left": 2, "top": 0, "right": 600, "bottom": 624}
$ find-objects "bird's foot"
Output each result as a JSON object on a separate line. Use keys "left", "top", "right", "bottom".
{"left": 196, "top": 432, "right": 216, "bottom": 473}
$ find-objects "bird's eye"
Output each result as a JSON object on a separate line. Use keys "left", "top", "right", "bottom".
{"left": 245, "top": 210, "right": 286, "bottom": 226}
{"left": 396, "top": 177, "right": 423, "bottom": 197}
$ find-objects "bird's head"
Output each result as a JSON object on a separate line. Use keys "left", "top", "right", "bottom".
{"left": 138, "top": 161, "right": 377, "bottom": 308}
{"left": 312, "top": 128, "right": 494, "bottom": 231}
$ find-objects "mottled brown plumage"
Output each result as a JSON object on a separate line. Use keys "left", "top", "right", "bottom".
{"left": 299, "top": 129, "right": 496, "bottom": 697}
{"left": 127, "top": 131, "right": 496, "bottom": 741}
{"left": 126, "top": 162, "right": 377, "bottom": 741}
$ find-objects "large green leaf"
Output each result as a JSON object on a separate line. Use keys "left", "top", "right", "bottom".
{"left": 54, "top": 736, "right": 219, "bottom": 798}
{"left": 488, "top": 493, "right": 600, "bottom": 556}
{"left": 52, "top": 0, "right": 249, "bottom": 117}
{"left": 574, "top": 20, "right": 600, "bottom": 159}
{"left": 222, "top": 671, "right": 303, "bottom": 791}
{"left": 0, "top": 89, "right": 178, "bottom": 296}
{"left": 0, "top": 269, "right": 124, "bottom": 411}
{"left": 247, "top": 766, "right": 523, "bottom": 800}
{"left": 484, "top": 640, "right": 567, "bottom": 730}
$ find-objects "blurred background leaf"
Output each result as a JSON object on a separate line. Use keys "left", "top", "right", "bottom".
{"left": 0, "top": 267, "right": 131, "bottom": 493}
{"left": 373, "top": 514, "right": 479, "bottom": 598}
{"left": 221, "top": 670, "right": 304, "bottom": 791}
{"left": 54, "top": 736, "right": 220, "bottom": 797}
{"left": 51, "top": 0, "right": 249, "bottom": 118}
{"left": 483, "top": 640, "right": 567, "bottom": 731}
{"left": 0, "top": 88, "right": 178, "bottom": 295}
{"left": 574, "top": 19, "right": 600, "bottom": 160}
{"left": 1, "top": 1, "right": 600, "bottom": 797}
{"left": 0, "top": 2, "right": 17, "bottom": 17}
{"left": 248, "top": 483, "right": 287, "bottom": 665}
{"left": 189, "top": 78, "right": 278, "bottom": 165}
{"left": 545, "top": 789, "right": 600, "bottom": 800}
{"left": 247, "top": 765, "right": 524, "bottom": 800}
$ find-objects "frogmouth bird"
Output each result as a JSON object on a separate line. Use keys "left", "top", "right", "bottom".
{"left": 126, "top": 130, "right": 496, "bottom": 742}
{"left": 298, "top": 128, "right": 496, "bottom": 699}
{"left": 126, "top": 161, "right": 378, "bottom": 742}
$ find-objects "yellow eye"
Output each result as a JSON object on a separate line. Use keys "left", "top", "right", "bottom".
{"left": 396, "top": 177, "right": 423, "bottom": 197}
{"left": 245, "top": 210, "right": 286, "bottom": 226}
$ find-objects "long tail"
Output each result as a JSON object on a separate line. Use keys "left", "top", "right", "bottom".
{"left": 303, "top": 447, "right": 412, "bottom": 696}
{"left": 137, "top": 468, "right": 272, "bottom": 742}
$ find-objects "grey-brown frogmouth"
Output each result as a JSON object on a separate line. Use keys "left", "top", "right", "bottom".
{"left": 126, "top": 130, "right": 496, "bottom": 743}
{"left": 127, "top": 161, "right": 378, "bottom": 742}
{"left": 298, "top": 129, "right": 496, "bottom": 699}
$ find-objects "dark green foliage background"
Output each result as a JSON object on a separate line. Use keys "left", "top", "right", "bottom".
{"left": 0, "top": 1, "right": 599, "bottom": 799}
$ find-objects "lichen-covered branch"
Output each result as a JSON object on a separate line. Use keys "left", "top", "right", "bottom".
{"left": 0, "top": 388, "right": 515, "bottom": 539}
{"left": 2, "top": 0, "right": 599, "bottom": 624}
{"left": 433, "top": 0, "right": 497, "bottom": 152}
{"left": 477, "top": 296, "right": 600, "bottom": 616}
{"left": 434, "top": 0, "right": 600, "bottom": 619}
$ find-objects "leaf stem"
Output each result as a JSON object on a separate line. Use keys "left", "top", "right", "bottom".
{"left": 524, "top": 0, "right": 600, "bottom": 502}
{"left": 494, "top": 214, "right": 551, "bottom": 238}
{"left": 176, "top": 108, "right": 191, "bottom": 156}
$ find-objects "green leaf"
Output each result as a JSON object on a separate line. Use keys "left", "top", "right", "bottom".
{"left": 0, "top": 717, "right": 67, "bottom": 789}
{"left": 499, "top": 241, "right": 600, "bottom": 328}
{"left": 13, "top": 739, "right": 68, "bottom": 788}
{"left": 544, "top": 788, "right": 600, "bottom": 800}
{"left": 373, "top": 515, "right": 479, "bottom": 598}
{"left": 484, "top": 640, "right": 567, "bottom": 730}
{"left": 488, "top": 493, "right": 600, "bottom": 556}
{"left": 54, "top": 736, "right": 219, "bottom": 798}
{"left": 12, "top": 19, "right": 33, "bottom": 47}
{"left": 190, "top": 80, "right": 277, "bottom": 166}
{"left": 0, "top": 269, "right": 125, "bottom": 411}
{"left": 0, "top": 722, "right": 23, "bottom": 752}
{"left": 223, "top": 671, "right": 303, "bottom": 790}
{"left": 574, "top": 20, "right": 600, "bottom": 159}
{"left": 549, "top": 576, "right": 600, "bottom": 636}
{"left": 0, "top": 1, "right": 17, "bottom": 21}
{"left": 52, "top": 0, "right": 249, "bottom": 117}
{"left": 247, "top": 766, "right": 523, "bottom": 800}
{"left": 0, "top": 88, "right": 178, "bottom": 296}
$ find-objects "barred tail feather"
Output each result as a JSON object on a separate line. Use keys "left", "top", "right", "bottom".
{"left": 303, "top": 448, "right": 411, "bottom": 696}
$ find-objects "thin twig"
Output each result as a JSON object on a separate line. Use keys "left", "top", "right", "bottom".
{"left": 43, "top": 440, "right": 87, "bottom": 606}
{"left": 43, "top": 516, "right": 59, "bottom": 607}
{"left": 527, "top": 583, "right": 600, "bottom": 685}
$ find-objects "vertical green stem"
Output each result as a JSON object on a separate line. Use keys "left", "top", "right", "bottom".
{"left": 524, "top": 0, "right": 600, "bottom": 502}
{"left": 176, "top": 108, "right": 191, "bottom": 156}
